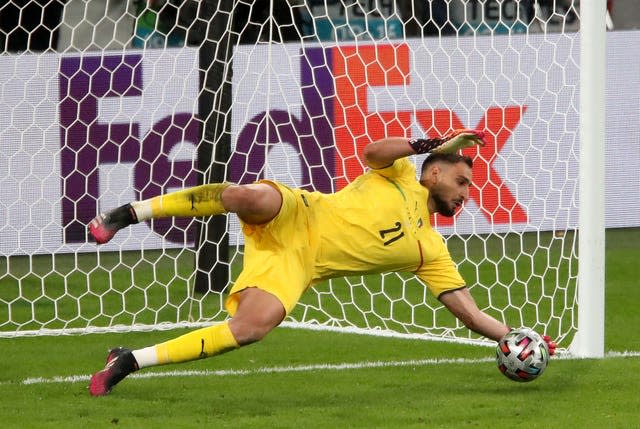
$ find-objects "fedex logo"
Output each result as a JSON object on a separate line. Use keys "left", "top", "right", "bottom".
{"left": 233, "top": 44, "right": 527, "bottom": 226}
{"left": 58, "top": 46, "right": 527, "bottom": 246}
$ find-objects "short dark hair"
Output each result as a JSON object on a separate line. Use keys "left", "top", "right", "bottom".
{"left": 420, "top": 152, "right": 473, "bottom": 174}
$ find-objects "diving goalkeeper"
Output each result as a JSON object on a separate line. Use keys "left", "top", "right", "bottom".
{"left": 88, "top": 129, "right": 556, "bottom": 396}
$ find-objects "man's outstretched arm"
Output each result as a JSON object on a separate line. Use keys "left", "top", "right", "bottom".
{"left": 363, "top": 130, "right": 487, "bottom": 169}
{"left": 439, "top": 287, "right": 557, "bottom": 354}
{"left": 363, "top": 137, "right": 416, "bottom": 169}
{"left": 438, "top": 287, "right": 510, "bottom": 342}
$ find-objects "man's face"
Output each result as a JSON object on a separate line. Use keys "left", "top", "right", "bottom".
{"left": 422, "top": 162, "right": 472, "bottom": 217}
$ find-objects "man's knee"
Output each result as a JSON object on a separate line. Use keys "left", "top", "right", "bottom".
{"left": 228, "top": 288, "right": 286, "bottom": 345}
{"left": 221, "top": 185, "right": 252, "bottom": 212}
{"left": 222, "top": 184, "right": 281, "bottom": 224}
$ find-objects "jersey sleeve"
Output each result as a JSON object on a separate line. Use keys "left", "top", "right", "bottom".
{"left": 369, "top": 157, "right": 417, "bottom": 180}
{"left": 415, "top": 234, "right": 466, "bottom": 298}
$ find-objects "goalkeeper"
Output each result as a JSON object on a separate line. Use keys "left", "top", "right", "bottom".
{"left": 88, "top": 129, "right": 556, "bottom": 396}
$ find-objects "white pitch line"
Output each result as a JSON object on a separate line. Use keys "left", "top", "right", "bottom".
{"left": 12, "top": 350, "right": 640, "bottom": 387}
{"left": 18, "top": 356, "right": 494, "bottom": 386}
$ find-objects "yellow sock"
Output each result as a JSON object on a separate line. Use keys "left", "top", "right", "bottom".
{"left": 154, "top": 321, "right": 239, "bottom": 365}
{"left": 131, "top": 183, "right": 230, "bottom": 221}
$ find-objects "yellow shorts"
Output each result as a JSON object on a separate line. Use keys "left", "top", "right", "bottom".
{"left": 225, "top": 181, "right": 317, "bottom": 316}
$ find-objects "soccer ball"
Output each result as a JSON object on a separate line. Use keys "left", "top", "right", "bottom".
{"left": 496, "top": 328, "right": 550, "bottom": 382}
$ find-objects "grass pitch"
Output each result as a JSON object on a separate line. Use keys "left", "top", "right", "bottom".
{"left": 0, "top": 228, "right": 639, "bottom": 428}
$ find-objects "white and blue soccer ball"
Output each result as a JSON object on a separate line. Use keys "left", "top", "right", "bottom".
{"left": 496, "top": 328, "right": 550, "bottom": 382}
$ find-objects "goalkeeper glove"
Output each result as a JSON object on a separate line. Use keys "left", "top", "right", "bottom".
{"left": 408, "top": 129, "right": 486, "bottom": 155}
{"left": 543, "top": 335, "right": 557, "bottom": 356}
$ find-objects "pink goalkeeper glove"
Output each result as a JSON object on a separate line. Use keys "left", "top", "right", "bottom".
{"left": 543, "top": 335, "right": 557, "bottom": 356}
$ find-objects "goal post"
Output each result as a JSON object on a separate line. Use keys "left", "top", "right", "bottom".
{"left": 570, "top": 0, "right": 607, "bottom": 358}
{"left": 0, "top": 0, "right": 618, "bottom": 358}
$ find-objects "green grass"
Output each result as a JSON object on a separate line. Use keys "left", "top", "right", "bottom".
{"left": 0, "top": 228, "right": 638, "bottom": 428}
{"left": 0, "top": 330, "right": 639, "bottom": 428}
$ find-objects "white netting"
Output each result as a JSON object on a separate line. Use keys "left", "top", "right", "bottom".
{"left": 0, "top": 1, "right": 619, "bottom": 346}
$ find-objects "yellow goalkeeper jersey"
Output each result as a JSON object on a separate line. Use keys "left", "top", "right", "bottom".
{"left": 227, "top": 157, "right": 466, "bottom": 316}
{"left": 307, "top": 158, "right": 466, "bottom": 297}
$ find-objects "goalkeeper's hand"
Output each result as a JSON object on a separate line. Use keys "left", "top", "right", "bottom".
{"left": 408, "top": 129, "right": 487, "bottom": 154}
{"left": 543, "top": 335, "right": 557, "bottom": 356}
{"left": 430, "top": 129, "right": 487, "bottom": 154}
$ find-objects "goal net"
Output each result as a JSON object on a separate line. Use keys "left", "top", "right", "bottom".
{"left": 0, "top": 0, "right": 594, "bottom": 350}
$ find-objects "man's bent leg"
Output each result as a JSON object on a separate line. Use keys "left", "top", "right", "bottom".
{"left": 151, "top": 321, "right": 240, "bottom": 364}
{"left": 139, "top": 288, "right": 284, "bottom": 366}
{"left": 89, "top": 288, "right": 285, "bottom": 396}
{"left": 222, "top": 183, "right": 283, "bottom": 226}
{"left": 227, "top": 287, "right": 286, "bottom": 344}
{"left": 89, "top": 183, "right": 231, "bottom": 244}
{"left": 133, "top": 183, "right": 232, "bottom": 220}
{"left": 89, "top": 182, "right": 282, "bottom": 244}
{"left": 89, "top": 320, "right": 240, "bottom": 396}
